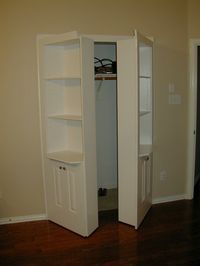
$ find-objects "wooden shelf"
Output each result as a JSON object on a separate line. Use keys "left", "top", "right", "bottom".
{"left": 47, "top": 150, "right": 83, "bottom": 164}
{"left": 48, "top": 114, "right": 82, "bottom": 121}
{"left": 95, "top": 74, "right": 117, "bottom": 80}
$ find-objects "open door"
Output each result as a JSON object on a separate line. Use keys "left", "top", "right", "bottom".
{"left": 39, "top": 30, "right": 153, "bottom": 236}
{"left": 38, "top": 33, "right": 98, "bottom": 237}
{"left": 117, "top": 31, "right": 153, "bottom": 229}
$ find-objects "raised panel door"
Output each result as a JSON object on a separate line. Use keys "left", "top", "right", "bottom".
{"left": 137, "top": 154, "right": 152, "bottom": 226}
{"left": 46, "top": 161, "right": 87, "bottom": 236}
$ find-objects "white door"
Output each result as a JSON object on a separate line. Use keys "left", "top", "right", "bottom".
{"left": 137, "top": 154, "right": 152, "bottom": 225}
{"left": 38, "top": 33, "right": 98, "bottom": 237}
{"left": 46, "top": 161, "right": 87, "bottom": 236}
{"left": 117, "top": 31, "right": 153, "bottom": 229}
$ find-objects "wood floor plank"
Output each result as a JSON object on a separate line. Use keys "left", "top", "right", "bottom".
{"left": 1, "top": 199, "right": 200, "bottom": 265}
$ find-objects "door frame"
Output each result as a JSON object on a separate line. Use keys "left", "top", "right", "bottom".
{"left": 187, "top": 39, "right": 200, "bottom": 199}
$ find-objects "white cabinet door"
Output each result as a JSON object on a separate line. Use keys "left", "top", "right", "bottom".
{"left": 137, "top": 154, "right": 152, "bottom": 226}
{"left": 117, "top": 31, "right": 153, "bottom": 229}
{"left": 39, "top": 33, "right": 98, "bottom": 237}
{"left": 117, "top": 37, "right": 138, "bottom": 227}
{"left": 46, "top": 161, "right": 87, "bottom": 236}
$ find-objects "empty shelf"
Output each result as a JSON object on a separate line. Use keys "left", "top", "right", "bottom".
{"left": 47, "top": 150, "right": 83, "bottom": 164}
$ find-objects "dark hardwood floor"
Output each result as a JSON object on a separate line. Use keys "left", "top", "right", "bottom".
{"left": 1, "top": 196, "right": 200, "bottom": 265}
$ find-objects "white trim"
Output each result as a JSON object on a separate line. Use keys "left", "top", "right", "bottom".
{"left": 152, "top": 194, "right": 187, "bottom": 204}
{"left": 186, "top": 39, "right": 200, "bottom": 199}
{"left": 36, "top": 36, "right": 48, "bottom": 215}
{"left": 0, "top": 214, "right": 47, "bottom": 225}
{"left": 84, "top": 34, "right": 131, "bottom": 42}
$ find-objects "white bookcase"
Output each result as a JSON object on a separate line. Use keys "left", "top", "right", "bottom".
{"left": 43, "top": 39, "right": 83, "bottom": 163}
{"left": 38, "top": 33, "right": 98, "bottom": 236}
{"left": 37, "top": 31, "right": 153, "bottom": 236}
{"left": 139, "top": 43, "right": 153, "bottom": 150}
{"left": 138, "top": 36, "right": 153, "bottom": 225}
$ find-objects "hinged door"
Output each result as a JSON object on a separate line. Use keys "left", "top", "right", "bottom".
{"left": 117, "top": 31, "right": 153, "bottom": 229}
{"left": 38, "top": 34, "right": 98, "bottom": 237}
{"left": 47, "top": 161, "right": 87, "bottom": 236}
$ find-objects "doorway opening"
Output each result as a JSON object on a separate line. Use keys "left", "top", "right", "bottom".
{"left": 187, "top": 39, "right": 200, "bottom": 199}
{"left": 194, "top": 46, "right": 200, "bottom": 198}
{"left": 94, "top": 42, "right": 118, "bottom": 220}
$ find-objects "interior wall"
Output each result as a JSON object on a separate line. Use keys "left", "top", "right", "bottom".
{"left": 186, "top": 0, "right": 200, "bottom": 196}
{"left": 96, "top": 80, "right": 117, "bottom": 189}
{"left": 188, "top": 0, "right": 200, "bottom": 38}
{"left": 95, "top": 44, "right": 117, "bottom": 189}
{"left": 0, "top": 0, "right": 188, "bottom": 218}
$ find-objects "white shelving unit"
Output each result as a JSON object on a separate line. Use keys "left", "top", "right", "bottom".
{"left": 137, "top": 36, "right": 153, "bottom": 225}
{"left": 38, "top": 31, "right": 153, "bottom": 236}
{"left": 42, "top": 40, "right": 83, "bottom": 164}
{"left": 117, "top": 31, "right": 153, "bottom": 228}
{"left": 38, "top": 33, "right": 98, "bottom": 237}
{"left": 139, "top": 41, "right": 153, "bottom": 154}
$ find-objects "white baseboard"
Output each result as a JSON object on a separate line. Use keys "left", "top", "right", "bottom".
{"left": 0, "top": 213, "right": 47, "bottom": 225}
{"left": 0, "top": 194, "right": 189, "bottom": 225}
{"left": 152, "top": 194, "right": 187, "bottom": 204}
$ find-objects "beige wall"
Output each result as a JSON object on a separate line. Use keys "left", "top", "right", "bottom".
{"left": 188, "top": 0, "right": 200, "bottom": 37}
{"left": 0, "top": 0, "right": 188, "bottom": 218}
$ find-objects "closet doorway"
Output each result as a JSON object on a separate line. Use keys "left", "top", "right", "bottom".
{"left": 188, "top": 39, "right": 200, "bottom": 199}
{"left": 94, "top": 42, "right": 118, "bottom": 216}
{"left": 194, "top": 46, "right": 200, "bottom": 193}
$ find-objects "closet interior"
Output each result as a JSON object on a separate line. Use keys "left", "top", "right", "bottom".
{"left": 94, "top": 42, "right": 118, "bottom": 213}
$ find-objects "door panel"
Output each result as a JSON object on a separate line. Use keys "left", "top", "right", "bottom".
{"left": 54, "top": 166, "right": 63, "bottom": 207}
{"left": 41, "top": 35, "right": 97, "bottom": 237}
{"left": 47, "top": 161, "right": 87, "bottom": 236}
{"left": 195, "top": 46, "right": 200, "bottom": 185}
{"left": 137, "top": 154, "right": 152, "bottom": 226}
{"left": 117, "top": 31, "right": 153, "bottom": 229}
{"left": 67, "top": 168, "right": 77, "bottom": 212}
{"left": 137, "top": 31, "right": 153, "bottom": 228}
{"left": 117, "top": 38, "right": 138, "bottom": 227}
